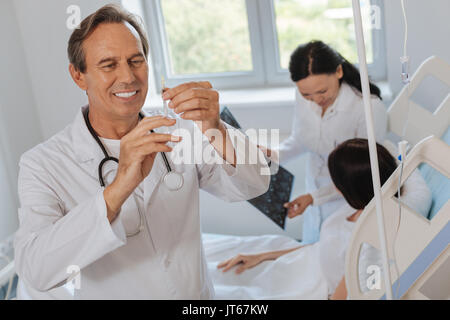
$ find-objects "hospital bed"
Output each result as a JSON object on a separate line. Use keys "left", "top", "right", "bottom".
{"left": 345, "top": 56, "right": 450, "bottom": 300}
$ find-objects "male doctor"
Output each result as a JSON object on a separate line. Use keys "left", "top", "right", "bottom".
{"left": 14, "top": 4, "right": 269, "bottom": 299}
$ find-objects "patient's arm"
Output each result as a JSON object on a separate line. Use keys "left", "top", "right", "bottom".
{"left": 330, "top": 276, "right": 348, "bottom": 300}
{"left": 217, "top": 245, "right": 306, "bottom": 274}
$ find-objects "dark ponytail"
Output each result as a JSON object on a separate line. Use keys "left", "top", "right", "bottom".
{"left": 289, "top": 40, "right": 382, "bottom": 100}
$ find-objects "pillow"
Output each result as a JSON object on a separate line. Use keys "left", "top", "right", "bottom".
{"left": 419, "top": 127, "right": 450, "bottom": 219}
{"left": 400, "top": 169, "right": 432, "bottom": 219}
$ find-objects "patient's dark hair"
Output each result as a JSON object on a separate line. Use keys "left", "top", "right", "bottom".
{"left": 289, "top": 40, "right": 382, "bottom": 100}
{"left": 328, "top": 139, "right": 397, "bottom": 210}
{"left": 68, "top": 4, "right": 149, "bottom": 73}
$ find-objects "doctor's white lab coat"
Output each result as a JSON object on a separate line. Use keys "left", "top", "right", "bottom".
{"left": 277, "top": 83, "right": 387, "bottom": 244}
{"left": 14, "top": 106, "right": 270, "bottom": 300}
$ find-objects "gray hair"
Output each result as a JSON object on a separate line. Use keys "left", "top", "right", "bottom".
{"left": 67, "top": 4, "right": 149, "bottom": 73}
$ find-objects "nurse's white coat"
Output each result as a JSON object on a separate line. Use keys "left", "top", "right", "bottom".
{"left": 14, "top": 106, "right": 270, "bottom": 299}
{"left": 277, "top": 83, "right": 388, "bottom": 243}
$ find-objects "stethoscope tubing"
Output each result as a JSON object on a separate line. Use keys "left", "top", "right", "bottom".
{"left": 83, "top": 108, "right": 173, "bottom": 187}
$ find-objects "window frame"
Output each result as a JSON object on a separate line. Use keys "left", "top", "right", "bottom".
{"left": 260, "top": 0, "right": 387, "bottom": 84}
{"left": 139, "top": 0, "right": 387, "bottom": 92}
{"left": 143, "top": 0, "right": 266, "bottom": 91}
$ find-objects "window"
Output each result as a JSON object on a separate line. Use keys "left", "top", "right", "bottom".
{"left": 125, "top": 0, "right": 385, "bottom": 91}
{"left": 160, "top": 0, "right": 253, "bottom": 75}
{"left": 274, "top": 0, "right": 375, "bottom": 69}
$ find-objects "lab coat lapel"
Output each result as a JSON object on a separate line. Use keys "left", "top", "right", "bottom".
{"left": 143, "top": 153, "right": 167, "bottom": 213}
{"left": 71, "top": 106, "right": 109, "bottom": 184}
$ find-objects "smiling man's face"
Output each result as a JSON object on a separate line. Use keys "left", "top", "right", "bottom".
{"left": 78, "top": 22, "right": 149, "bottom": 119}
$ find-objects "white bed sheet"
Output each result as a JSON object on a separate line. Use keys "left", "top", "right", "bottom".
{"left": 203, "top": 233, "right": 329, "bottom": 300}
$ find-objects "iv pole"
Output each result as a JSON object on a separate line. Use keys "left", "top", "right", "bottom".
{"left": 351, "top": 0, "right": 394, "bottom": 300}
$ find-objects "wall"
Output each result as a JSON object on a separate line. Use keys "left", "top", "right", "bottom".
{"left": 384, "top": 0, "right": 450, "bottom": 109}
{"left": 12, "top": 0, "right": 122, "bottom": 141}
{"left": 0, "top": 0, "right": 43, "bottom": 241}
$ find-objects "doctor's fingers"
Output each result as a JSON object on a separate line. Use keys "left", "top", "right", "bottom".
{"left": 172, "top": 98, "right": 213, "bottom": 115}
{"left": 128, "top": 141, "right": 173, "bottom": 158}
{"left": 134, "top": 133, "right": 182, "bottom": 147}
{"left": 169, "top": 88, "right": 219, "bottom": 111}
{"left": 180, "top": 108, "right": 220, "bottom": 122}
{"left": 162, "top": 81, "right": 213, "bottom": 101}
{"left": 133, "top": 117, "right": 177, "bottom": 137}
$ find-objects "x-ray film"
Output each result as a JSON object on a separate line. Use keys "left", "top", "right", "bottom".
{"left": 220, "top": 106, "right": 242, "bottom": 130}
{"left": 220, "top": 107, "right": 294, "bottom": 229}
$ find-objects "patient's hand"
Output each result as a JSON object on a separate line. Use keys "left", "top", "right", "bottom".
{"left": 217, "top": 253, "right": 265, "bottom": 274}
{"left": 284, "top": 194, "right": 313, "bottom": 218}
{"left": 217, "top": 246, "right": 304, "bottom": 274}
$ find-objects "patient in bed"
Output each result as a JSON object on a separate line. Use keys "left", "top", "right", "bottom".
{"left": 205, "top": 138, "right": 431, "bottom": 300}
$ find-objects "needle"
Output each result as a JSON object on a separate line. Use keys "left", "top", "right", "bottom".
{"left": 161, "top": 75, "right": 168, "bottom": 117}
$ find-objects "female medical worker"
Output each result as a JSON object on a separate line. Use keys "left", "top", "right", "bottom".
{"left": 266, "top": 40, "right": 387, "bottom": 244}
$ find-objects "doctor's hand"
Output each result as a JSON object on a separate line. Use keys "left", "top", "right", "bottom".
{"left": 162, "top": 81, "right": 221, "bottom": 134}
{"left": 217, "top": 253, "right": 266, "bottom": 274}
{"left": 103, "top": 116, "right": 182, "bottom": 222}
{"left": 164, "top": 81, "right": 237, "bottom": 166}
{"left": 284, "top": 194, "right": 313, "bottom": 219}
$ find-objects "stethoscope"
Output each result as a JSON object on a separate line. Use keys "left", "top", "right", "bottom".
{"left": 82, "top": 108, "right": 184, "bottom": 236}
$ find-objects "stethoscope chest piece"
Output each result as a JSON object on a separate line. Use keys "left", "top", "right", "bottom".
{"left": 163, "top": 171, "right": 184, "bottom": 191}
